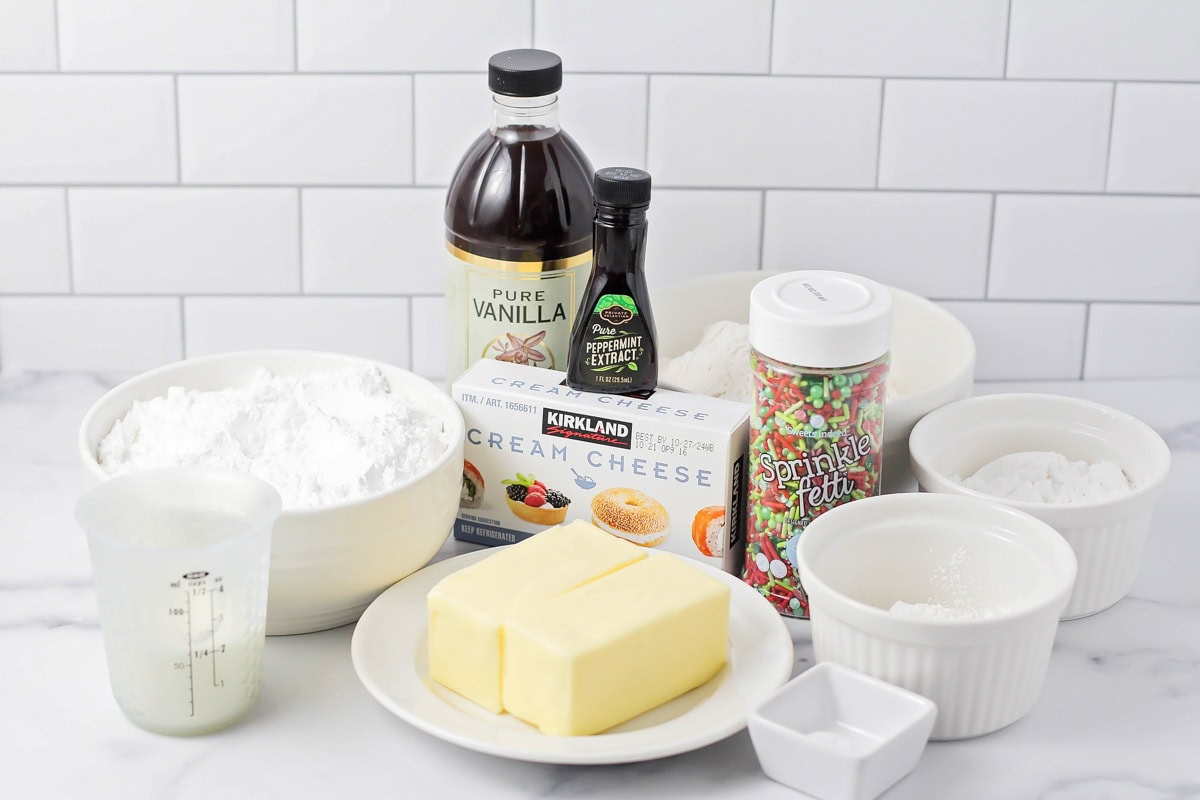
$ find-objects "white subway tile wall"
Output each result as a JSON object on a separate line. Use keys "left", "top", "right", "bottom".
{"left": 179, "top": 76, "right": 412, "bottom": 184}
{"left": 1108, "top": 84, "right": 1200, "bottom": 195}
{"left": 296, "top": 0, "right": 531, "bottom": 72}
{"left": 57, "top": 1, "right": 295, "bottom": 72}
{"left": 646, "top": 190, "right": 762, "bottom": 293}
{"left": 0, "top": 1, "right": 1196, "bottom": 380}
{"left": 649, "top": 76, "right": 881, "bottom": 188}
{"left": 763, "top": 191, "right": 992, "bottom": 298}
{"left": 410, "top": 296, "right": 448, "bottom": 380}
{"left": 0, "top": 0, "right": 57, "bottom": 71}
{"left": 0, "top": 297, "right": 182, "bottom": 372}
{"left": 0, "top": 189, "right": 69, "bottom": 293}
{"left": 938, "top": 302, "right": 1088, "bottom": 380}
{"left": 0, "top": 76, "right": 176, "bottom": 182}
{"left": 771, "top": 0, "right": 1009, "bottom": 78}
{"left": 301, "top": 188, "right": 446, "bottom": 295}
{"left": 990, "top": 195, "right": 1200, "bottom": 302}
{"left": 183, "top": 297, "right": 411, "bottom": 367}
{"left": 1085, "top": 304, "right": 1200, "bottom": 379}
{"left": 1007, "top": 0, "right": 1200, "bottom": 81}
{"left": 878, "top": 81, "right": 1112, "bottom": 191}
{"left": 69, "top": 188, "right": 301, "bottom": 294}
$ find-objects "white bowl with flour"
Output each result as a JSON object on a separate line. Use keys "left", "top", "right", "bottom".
{"left": 908, "top": 394, "right": 1171, "bottom": 620}
{"left": 79, "top": 351, "right": 465, "bottom": 635}
{"left": 652, "top": 272, "right": 975, "bottom": 493}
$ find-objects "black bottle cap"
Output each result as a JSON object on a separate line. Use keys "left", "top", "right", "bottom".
{"left": 488, "top": 49, "right": 563, "bottom": 97}
{"left": 593, "top": 167, "right": 652, "bottom": 208}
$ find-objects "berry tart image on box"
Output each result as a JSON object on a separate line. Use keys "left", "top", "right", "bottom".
{"left": 590, "top": 488, "right": 670, "bottom": 547}
{"left": 503, "top": 473, "right": 571, "bottom": 526}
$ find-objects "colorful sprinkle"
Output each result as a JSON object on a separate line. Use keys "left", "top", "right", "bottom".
{"left": 742, "top": 351, "right": 889, "bottom": 618}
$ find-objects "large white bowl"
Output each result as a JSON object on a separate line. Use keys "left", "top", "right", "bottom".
{"left": 78, "top": 351, "right": 465, "bottom": 635}
{"left": 795, "top": 493, "right": 1077, "bottom": 740}
{"left": 908, "top": 393, "right": 1171, "bottom": 620}
{"left": 653, "top": 271, "right": 975, "bottom": 492}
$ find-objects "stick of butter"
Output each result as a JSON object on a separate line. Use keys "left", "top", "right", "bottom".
{"left": 503, "top": 555, "right": 730, "bottom": 736}
{"left": 427, "top": 521, "right": 647, "bottom": 713}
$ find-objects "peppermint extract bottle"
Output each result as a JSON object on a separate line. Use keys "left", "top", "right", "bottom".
{"left": 566, "top": 167, "right": 658, "bottom": 394}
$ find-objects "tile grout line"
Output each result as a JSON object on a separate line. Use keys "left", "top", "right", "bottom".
{"left": 172, "top": 75, "right": 182, "bottom": 182}
{"left": 873, "top": 80, "right": 887, "bottom": 188}
{"left": 1079, "top": 303, "right": 1092, "bottom": 379}
{"left": 296, "top": 188, "right": 305, "bottom": 293}
{"left": 6, "top": 183, "right": 1199, "bottom": 197}
{"left": 1002, "top": 0, "right": 1014, "bottom": 78}
{"left": 51, "top": 0, "right": 62, "bottom": 70}
{"left": 0, "top": 293, "right": 1187, "bottom": 306}
{"left": 766, "top": 0, "right": 776, "bottom": 73}
{"left": 530, "top": 0, "right": 536, "bottom": 45}
{"left": 643, "top": 74, "right": 651, "bottom": 168}
{"left": 63, "top": 188, "right": 75, "bottom": 293}
{"left": 756, "top": 190, "right": 768, "bottom": 269}
{"left": 1101, "top": 82, "right": 1119, "bottom": 189}
{"left": 179, "top": 296, "right": 187, "bottom": 358}
{"left": 21, "top": 69, "right": 1200, "bottom": 83}
{"left": 410, "top": 74, "right": 417, "bottom": 184}
{"left": 983, "top": 193, "right": 998, "bottom": 298}
{"left": 291, "top": 0, "right": 299, "bottom": 71}
{"left": 407, "top": 296, "right": 416, "bottom": 371}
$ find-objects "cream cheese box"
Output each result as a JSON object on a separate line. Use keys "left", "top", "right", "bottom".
{"left": 451, "top": 360, "right": 749, "bottom": 575}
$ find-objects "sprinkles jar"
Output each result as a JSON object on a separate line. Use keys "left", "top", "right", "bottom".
{"left": 744, "top": 271, "right": 892, "bottom": 617}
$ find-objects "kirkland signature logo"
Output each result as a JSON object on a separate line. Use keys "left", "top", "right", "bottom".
{"left": 541, "top": 408, "right": 632, "bottom": 449}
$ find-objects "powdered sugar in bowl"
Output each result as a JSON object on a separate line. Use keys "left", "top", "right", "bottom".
{"left": 79, "top": 351, "right": 465, "bottom": 635}
{"left": 908, "top": 393, "right": 1171, "bottom": 620}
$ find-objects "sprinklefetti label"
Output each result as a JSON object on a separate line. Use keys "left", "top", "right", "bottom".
{"left": 744, "top": 354, "right": 889, "bottom": 619}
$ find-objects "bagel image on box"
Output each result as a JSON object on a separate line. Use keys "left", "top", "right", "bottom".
{"left": 452, "top": 360, "right": 750, "bottom": 575}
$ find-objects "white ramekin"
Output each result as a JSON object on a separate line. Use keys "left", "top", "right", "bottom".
{"left": 908, "top": 393, "right": 1171, "bottom": 620}
{"left": 795, "top": 493, "right": 1077, "bottom": 740}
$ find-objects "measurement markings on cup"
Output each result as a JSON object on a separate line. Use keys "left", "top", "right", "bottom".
{"left": 186, "top": 583, "right": 194, "bottom": 717}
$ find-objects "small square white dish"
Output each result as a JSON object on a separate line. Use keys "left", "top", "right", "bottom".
{"left": 748, "top": 662, "right": 936, "bottom": 800}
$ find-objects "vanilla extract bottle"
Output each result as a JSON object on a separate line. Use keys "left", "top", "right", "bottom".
{"left": 567, "top": 167, "right": 658, "bottom": 394}
{"left": 444, "top": 49, "right": 594, "bottom": 381}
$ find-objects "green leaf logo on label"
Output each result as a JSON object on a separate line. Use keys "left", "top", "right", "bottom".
{"left": 596, "top": 294, "right": 638, "bottom": 326}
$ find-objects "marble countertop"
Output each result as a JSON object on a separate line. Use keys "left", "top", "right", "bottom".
{"left": 4, "top": 373, "right": 1197, "bottom": 800}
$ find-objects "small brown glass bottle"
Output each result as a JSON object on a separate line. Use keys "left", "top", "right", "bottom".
{"left": 567, "top": 167, "right": 658, "bottom": 393}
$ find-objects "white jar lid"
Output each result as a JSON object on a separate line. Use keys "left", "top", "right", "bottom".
{"left": 749, "top": 270, "right": 892, "bottom": 368}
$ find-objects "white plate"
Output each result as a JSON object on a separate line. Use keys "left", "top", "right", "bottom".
{"left": 351, "top": 548, "right": 795, "bottom": 765}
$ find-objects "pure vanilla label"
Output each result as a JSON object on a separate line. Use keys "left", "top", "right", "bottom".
{"left": 459, "top": 255, "right": 590, "bottom": 372}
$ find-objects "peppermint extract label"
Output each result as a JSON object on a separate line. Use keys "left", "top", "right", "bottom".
{"left": 578, "top": 294, "right": 652, "bottom": 388}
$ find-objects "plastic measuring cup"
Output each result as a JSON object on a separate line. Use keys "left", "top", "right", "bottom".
{"left": 76, "top": 467, "right": 281, "bottom": 736}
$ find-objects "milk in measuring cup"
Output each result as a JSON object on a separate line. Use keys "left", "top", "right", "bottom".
{"left": 77, "top": 468, "right": 278, "bottom": 736}
{"left": 101, "top": 571, "right": 267, "bottom": 735}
